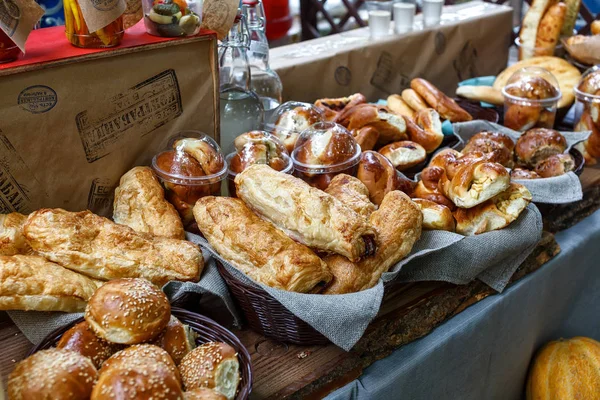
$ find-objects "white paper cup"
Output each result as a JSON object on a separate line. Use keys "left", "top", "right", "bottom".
{"left": 393, "top": 3, "right": 415, "bottom": 34}
{"left": 422, "top": 0, "right": 443, "bottom": 27}
{"left": 366, "top": 0, "right": 393, "bottom": 39}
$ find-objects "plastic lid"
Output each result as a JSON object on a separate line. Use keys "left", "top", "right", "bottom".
{"left": 502, "top": 67, "right": 562, "bottom": 104}
{"left": 152, "top": 130, "right": 227, "bottom": 185}
{"left": 575, "top": 65, "right": 600, "bottom": 103}
{"left": 265, "top": 101, "right": 325, "bottom": 138}
{"left": 226, "top": 130, "right": 293, "bottom": 177}
{"left": 291, "top": 122, "right": 361, "bottom": 173}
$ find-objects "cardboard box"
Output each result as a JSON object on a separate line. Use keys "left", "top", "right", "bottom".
{"left": 271, "top": 1, "right": 513, "bottom": 102}
{"left": 0, "top": 23, "right": 218, "bottom": 216}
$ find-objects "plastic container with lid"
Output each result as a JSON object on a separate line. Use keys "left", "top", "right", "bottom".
{"left": 574, "top": 66, "right": 600, "bottom": 157}
{"left": 265, "top": 101, "right": 325, "bottom": 153}
{"left": 63, "top": 0, "right": 124, "bottom": 48}
{"left": 0, "top": 30, "right": 21, "bottom": 63}
{"left": 225, "top": 130, "right": 293, "bottom": 197}
{"left": 501, "top": 66, "right": 562, "bottom": 132}
{"left": 152, "top": 131, "right": 227, "bottom": 231}
{"left": 142, "top": 0, "right": 202, "bottom": 37}
{"left": 291, "top": 122, "right": 362, "bottom": 190}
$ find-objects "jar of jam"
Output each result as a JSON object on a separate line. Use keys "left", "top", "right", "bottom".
{"left": 63, "top": 0, "right": 124, "bottom": 48}
{"left": 0, "top": 29, "right": 21, "bottom": 63}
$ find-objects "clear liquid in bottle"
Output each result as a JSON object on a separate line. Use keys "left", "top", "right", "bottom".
{"left": 219, "top": 88, "right": 264, "bottom": 154}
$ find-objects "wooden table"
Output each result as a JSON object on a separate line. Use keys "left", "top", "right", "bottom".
{"left": 2, "top": 167, "right": 600, "bottom": 399}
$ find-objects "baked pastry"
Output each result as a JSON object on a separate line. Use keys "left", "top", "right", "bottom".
{"left": 293, "top": 123, "right": 358, "bottom": 168}
{"left": 438, "top": 160, "right": 511, "bottom": 208}
{"left": 454, "top": 183, "right": 532, "bottom": 235}
{"left": 378, "top": 141, "right": 427, "bottom": 171}
{"left": 0, "top": 254, "right": 102, "bottom": 312}
{"left": 85, "top": 278, "right": 171, "bottom": 344}
{"left": 335, "top": 104, "right": 408, "bottom": 146}
{"left": 412, "top": 181, "right": 456, "bottom": 211}
{"left": 322, "top": 191, "right": 422, "bottom": 294}
{"left": 193, "top": 196, "right": 331, "bottom": 293}
{"left": 8, "top": 348, "right": 98, "bottom": 400}
{"left": 325, "top": 174, "right": 377, "bottom": 218}
{"left": 519, "top": 0, "right": 558, "bottom": 59}
{"left": 315, "top": 93, "right": 367, "bottom": 121}
{"left": 534, "top": 153, "right": 575, "bottom": 177}
{"left": 410, "top": 78, "right": 473, "bottom": 122}
{"left": 93, "top": 344, "right": 182, "bottom": 400}
{"left": 462, "top": 131, "right": 515, "bottom": 167}
{"left": 511, "top": 168, "right": 541, "bottom": 180}
{"left": 152, "top": 315, "right": 198, "bottom": 365}
{"left": 412, "top": 198, "right": 456, "bottom": 232}
{"left": 428, "top": 148, "right": 463, "bottom": 169}
{"left": 179, "top": 342, "right": 240, "bottom": 400}
{"left": 387, "top": 94, "right": 415, "bottom": 119}
{"left": 0, "top": 212, "right": 32, "bottom": 256}
{"left": 455, "top": 85, "right": 504, "bottom": 105}
{"left": 23, "top": 208, "right": 203, "bottom": 286}
{"left": 235, "top": 165, "right": 377, "bottom": 262}
{"left": 184, "top": 388, "right": 228, "bottom": 400}
{"left": 408, "top": 109, "right": 444, "bottom": 153}
{"left": 57, "top": 321, "right": 123, "bottom": 369}
{"left": 534, "top": 2, "right": 567, "bottom": 56}
{"left": 356, "top": 150, "right": 413, "bottom": 206}
{"left": 401, "top": 88, "right": 429, "bottom": 112}
{"left": 352, "top": 126, "right": 380, "bottom": 151}
{"left": 274, "top": 104, "right": 324, "bottom": 152}
{"left": 113, "top": 166, "right": 185, "bottom": 240}
{"left": 493, "top": 57, "right": 580, "bottom": 108}
{"left": 514, "top": 128, "right": 567, "bottom": 167}
{"left": 229, "top": 131, "right": 288, "bottom": 174}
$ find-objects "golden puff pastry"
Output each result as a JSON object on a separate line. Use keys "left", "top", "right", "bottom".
{"left": 113, "top": 166, "right": 185, "bottom": 240}
{"left": 0, "top": 255, "right": 103, "bottom": 312}
{"left": 454, "top": 183, "right": 532, "bottom": 236}
{"left": 23, "top": 209, "right": 203, "bottom": 286}
{"left": 322, "top": 191, "right": 422, "bottom": 294}
{"left": 193, "top": 196, "right": 332, "bottom": 293}
{"left": 325, "top": 174, "right": 377, "bottom": 219}
{"left": 0, "top": 213, "right": 32, "bottom": 256}
{"left": 235, "top": 165, "right": 377, "bottom": 262}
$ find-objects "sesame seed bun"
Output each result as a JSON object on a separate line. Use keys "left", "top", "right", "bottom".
{"left": 152, "top": 315, "right": 198, "bottom": 365}
{"left": 57, "top": 321, "right": 123, "bottom": 369}
{"left": 85, "top": 278, "right": 171, "bottom": 344}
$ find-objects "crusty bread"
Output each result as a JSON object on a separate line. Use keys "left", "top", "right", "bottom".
{"left": 455, "top": 85, "right": 504, "bottom": 105}
{"left": 387, "top": 94, "right": 415, "bottom": 119}
{"left": 534, "top": 3, "right": 567, "bottom": 56}
{"left": 519, "top": 0, "right": 558, "bottom": 60}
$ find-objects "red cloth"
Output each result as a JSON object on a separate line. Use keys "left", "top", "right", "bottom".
{"left": 0, "top": 21, "right": 215, "bottom": 71}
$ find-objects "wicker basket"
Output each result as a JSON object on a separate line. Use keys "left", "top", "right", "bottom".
{"left": 28, "top": 307, "right": 253, "bottom": 400}
{"left": 216, "top": 261, "right": 330, "bottom": 345}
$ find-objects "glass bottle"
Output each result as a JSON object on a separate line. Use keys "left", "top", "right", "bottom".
{"left": 242, "top": 0, "right": 283, "bottom": 114}
{"left": 218, "top": 12, "right": 264, "bottom": 153}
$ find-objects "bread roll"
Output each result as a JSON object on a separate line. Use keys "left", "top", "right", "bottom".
{"left": 514, "top": 128, "right": 567, "bottom": 167}
{"left": 325, "top": 174, "right": 377, "bottom": 218}
{"left": 411, "top": 108, "right": 444, "bottom": 153}
{"left": 504, "top": 76, "right": 560, "bottom": 100}
{"left": 401, "top": 88, "right": 429, "bottom": 112}
{"left": 455, "top": 85, "right": 504, "bottom": 105}
{"left": 428, "top": 148, "right": 463, "bottom": 169}
{"left": 378, "top": 141, "right": 427, "bottom": 171}
{"left": 179, "top": 342, "right": 240, "bottom": 400}
{"left": 322, "top": 191, "right": 422, "bottom": 294}
{"left": 185, "top": 388, "right": 228, "bottom": 400}
{"left": 387, "top": 94, "right": 415, "bottom": 119}
{"left": 293, "top": 123, "right": 358, "bottom": 167}
{"left": 193, "top": 196, "right": 332, "bottom": 293}
{"left": 462, "top": 131, "right": 515, "bottom": 167}
{"left": 454, "top": 183, "right": 532, "bottom": 235}
{"left": 412, "top": 198, "right": 456, "bottom": 232}
{"left": 511, "top": 168, "right": 541, "bottom": 180}
{"left": 229, "top": 131, "right": 288, "bottom": 174}
{"left": 0, "top": 254, "right": 102, "bottom": 312}
{"left": 85, "top": 278, "right": 171, "bottom": 344}
{"left": 0, "top": 213, "right": 32, "bottom": 256}
{"left": 57, "top": 321, "right": 123, "bottom": 369}
{"left": 534, "top": 153, "right": 575, "bottom": 177}
{"left": 113, "top": 166, "right": 185, "bottom": 240}
{"left": 412, "top": 180, "right": 457, "bottom": 211}
{"left": 8, "top": 348, "right": 98, "bottom": 400}
{"left": 439, "top": 160, "right": 511, "bottom": 208}
{"left": 235, "top": 165, "right": 377, "bottom": 262}
{"left": 23, "top": 208, "right": 203, "bottom": 286}
{"left": 534, "top": 2, "right": 567, "bottom": 56}
{"left": 352, "top": 126, "right": 380, "bottom": 151}
{"left": 274, "top": 105, "right": 324, "bottom": 152}
{"left": 411, "top": 78, "right": 473, "bottom": 122}
{"left": 356, "top": 151, "right": 413, "bottom": 206}
{"left": 315, "top": 93, "right": 367, "bottom": 121}
{"left": 336, "top": 104, "right": 408, "bottom": 146}
{"left": 519, "top": 0, "right": 557, "bottom": 60}
{"left": 174, "top": 139, "right": 225, "bottom": 176}
{"left": 503, "top": 103, "right": 542, "bottom": 132}
{"left": 93, "top": 344, "right": 182, "bottom": 400}
{"left": 152, "top": 315, "right": 198, "bottom": 365}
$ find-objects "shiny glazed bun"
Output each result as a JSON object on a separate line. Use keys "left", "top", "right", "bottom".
{"left": 378, "top": 141, "right": 427, "bottom": 171}
{"left": 412, "top": 198, "right": 456, "bottom": 232}
{"left": 179, "top": 342, "right": 240, "bottom": 400}
{"left": 184, "top": 388, "right": 228, "bottom": 400}
{"left": 293, "top": 124, "right": 358, "bottom": 167}
{"left": 534, "top": 153, "right": 575, "bottom": 177}
{"left": 229, "top": 131, "right": 288, "bottom": 174}
{"left": 92, "top": 345, "right": 182, "bottom": 400}
{"left": 85, "top": 278, "right": 171, "bottom": 345}
{"left": 356, "top": 150, "right": 412, "bottom": 206}
{"left": 515, "top": 128, "right": 567, "bottom": 167}
{"left": 274, "top": 105, "right": 324, "bottom": 152}
{"left": 152, "top": 315, "right": 198, "bottom": 365}
{"left": 8, "top": 348, "right": 98, "bottom": 400}
{"left": 504, "top": 76, "right": 559, "bottom": 100}
{"left": 462, "top": 131, "right": 515, "bottom": 167}
{"left": 511, "top": 168, "right": 541, "bottom": 180}
{"left": 57, "top": 320, "right": 123, "bottom": 369}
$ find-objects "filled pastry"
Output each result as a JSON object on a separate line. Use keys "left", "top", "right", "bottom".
{"left": 325, "top": 174, "right": 377, "bottom": 219}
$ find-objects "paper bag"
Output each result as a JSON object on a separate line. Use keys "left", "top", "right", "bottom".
{"left": 0, "top": 0, "right": 44, "bottom": 52}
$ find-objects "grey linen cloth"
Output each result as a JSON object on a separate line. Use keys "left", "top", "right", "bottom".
{"left": 191, "top": 204, "right": 541, "bottom": 351}
{"left": 8, "top": 234, "right": 240, "bottom": 346}
{"left": 453, "top": 120, "right": 591, "bottom": 204}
